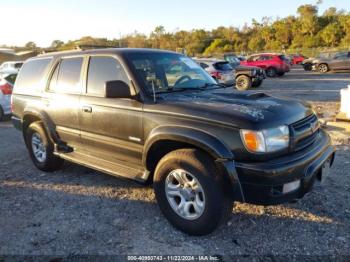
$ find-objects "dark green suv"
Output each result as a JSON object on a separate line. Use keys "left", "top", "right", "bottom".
{"left": 12, "top": 48, "right": 335, "bottom": 235}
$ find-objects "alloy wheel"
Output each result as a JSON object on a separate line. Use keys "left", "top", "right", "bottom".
{"left": 165, "top": 169, "right": 205, "bottom": 220}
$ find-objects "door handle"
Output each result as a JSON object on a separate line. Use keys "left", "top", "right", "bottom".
{"left": 82, "top": 106, "right": 92, "bottom": 113}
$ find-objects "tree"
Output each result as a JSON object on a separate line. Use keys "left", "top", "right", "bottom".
{"left": 50, "top": 40, "right": 64, "bottom": 48}
{"left": 25, "top": 41, "right": 37, "bottom": 49}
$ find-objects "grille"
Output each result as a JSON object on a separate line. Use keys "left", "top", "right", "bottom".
{"left": 290, "top": 114, "right": 320, "bottom": 152}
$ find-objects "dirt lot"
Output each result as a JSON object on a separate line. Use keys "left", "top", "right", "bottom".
{"left": 0, "top": 68, "right": 349, "bottom": 258}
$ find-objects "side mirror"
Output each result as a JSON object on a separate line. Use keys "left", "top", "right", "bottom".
{"left": 104, "top": 80, "right": 132, "bottom": 98}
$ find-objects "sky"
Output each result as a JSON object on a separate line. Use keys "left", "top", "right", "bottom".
{"left": 1, "top": 0, "right": 350, "bottom": 47}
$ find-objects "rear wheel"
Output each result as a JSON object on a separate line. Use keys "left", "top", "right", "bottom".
{"left": 266, "top": 67, "right": 277, "bottom": 77}
{"left": 303, "top": 64, "right": 312, "bottom": 71}
{"left": 318, "top": 64, "right": 329, "bottom": 74}
{"left": 153, "top": 149, "right": 233, "bottom": 236}
{"left": 26, "top": 122, "right": 64, "bottom": 171}
{"left": 235, "top": 75, "right": 252, "bottom": 90}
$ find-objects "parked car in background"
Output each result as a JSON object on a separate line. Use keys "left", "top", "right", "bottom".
{"left": 222, "top": 54, "right": 266, "bottom": 88}
{"left": 0, "top": 73, "right": 16, "bottom": 121}
{"left": 0, "top": 61, "right": 23, "bottom": 78}
{"left": 241, "top": 53, "right": 290, "bottom": 77}
{"left": 11, "top": 48, "right": 335, "bottom": 235}
{"left": 289, "top": 54, "right": 306, "bottom": 65}
{"left": 311, "top": 51, "right": 350, "bottom": 73}
{"left": 195, "top": 59, "right": 235, "bottom": 86}
{"left": 195, "top": 58, "right": 265, "bottom": 90}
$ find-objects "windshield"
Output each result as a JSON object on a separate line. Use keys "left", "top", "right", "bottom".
{"left": 127, "top": 52, "right": 217, "bottom": 94}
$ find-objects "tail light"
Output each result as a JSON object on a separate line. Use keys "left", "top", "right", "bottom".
{"left": 212, "top": 71, "right": 222, "bottom": 79}
{"left": 0, "top": 82, "right": 13, "bottom": 95}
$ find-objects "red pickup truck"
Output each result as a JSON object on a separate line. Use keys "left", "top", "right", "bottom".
{"left": 241, "top": 53, "right": 291, "bottom": 77}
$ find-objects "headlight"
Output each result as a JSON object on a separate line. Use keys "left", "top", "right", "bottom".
{"left": 240, "top": 125, "right": 289, "bottom": 153}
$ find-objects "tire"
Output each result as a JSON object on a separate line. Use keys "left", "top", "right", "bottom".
{"left": 265, "top": 67, "right": 277, "bottom": 77}
{"left": 235, "top": 75, "right": 252, "bottom": 90}
{"left": 277, "top": 72, "right": 285, "bottom": 77}
{"left": 153, "top": 149, "right": 233, "bottom": 236}
{"left": 318, "top": 64, "right": 329, "bottom": 74}
{"left": 0, "top": 106, "right": 4, "bottom": 122}
{"left": 252, "top": 79, "right": 263, "bottom": 88}
{"left": 25, "top": 121, "right": 64, "bottom": 172}
{"left": 303, "top": 64, "right": 312, "bottom": 71}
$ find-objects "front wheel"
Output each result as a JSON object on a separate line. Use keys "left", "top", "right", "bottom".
{"left": 235, "top": 75, "right": 252, "bottom": 90}
{"left": 277, "top": 72, "right": 285, "bottom": 77}
{"left": 26, "top": 122, "right": 64, "bottom": 171}
{"left": 153, "top": 149, "right": 233, "bottom": 236}
{"left": 318, "top": 64, "right": 329, "bottom": 74}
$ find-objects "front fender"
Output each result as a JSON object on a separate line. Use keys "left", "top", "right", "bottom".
{"left": 143, "top": 125, "right": 234, "bottom": 167}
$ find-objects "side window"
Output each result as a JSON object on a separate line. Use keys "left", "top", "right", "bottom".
{"left": 14, "top": 58, "right": 52, "bottom": 94}
{"left": 87, "top": 56, "right": 129, "bottom": 96}
{"left": 51, "top": 57, "right": 83, "bottom": 93}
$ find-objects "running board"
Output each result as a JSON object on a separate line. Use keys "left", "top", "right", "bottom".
{"left": 54, "top": 151, "right": 148, "bottom": 182}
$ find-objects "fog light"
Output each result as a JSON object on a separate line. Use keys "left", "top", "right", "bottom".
{"left": 283, "top": 180, "right": 301, "bottom": 194}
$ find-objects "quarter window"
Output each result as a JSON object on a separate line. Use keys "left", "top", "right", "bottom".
{"left": 14, "top": 58, "right": 52, "bottom": 94}
{"left": 87, "top": 56, "right": 129, "bottom": 96}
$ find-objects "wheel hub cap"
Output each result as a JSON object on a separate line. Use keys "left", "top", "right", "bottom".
{"left": 31, "top": 132, "right": 47, "bottom": 163}
{"left": 165, "top": 169, "right": 205, "bottom": 220}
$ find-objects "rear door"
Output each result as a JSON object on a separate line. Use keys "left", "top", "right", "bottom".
{"left": 78, "top": 55, "right": 143, "bottom": 167}
{"left": 44, "top": 56, "right": 84, "bottom": 148}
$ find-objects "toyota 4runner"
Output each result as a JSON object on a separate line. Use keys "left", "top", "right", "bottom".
{"left": 12, "top": 48, "right": 335, "bottom": 235}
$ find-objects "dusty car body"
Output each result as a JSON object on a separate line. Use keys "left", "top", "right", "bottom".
{"left": 12, "top": 48, "right": 335, "bottom": 235}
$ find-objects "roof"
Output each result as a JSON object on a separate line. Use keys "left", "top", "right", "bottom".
{"left": 36, "top": 48, "right": 178, "bottom": 59}
{"left": 193, "top": 58, "right": 227, "bottom": 64}
{"left": 249, "top": 53, "right": 282, "bottom": 56}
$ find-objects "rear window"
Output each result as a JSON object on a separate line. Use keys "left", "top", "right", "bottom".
{"left": 214, "top": 62, "right": 232, "bottom": 71}
{"left": 5, "top": 74, "right": 17, "bottom": 85}
{"left": 14, "top": 58, "right": 52, "bottom": 94}
{"left": 279, "top": 55, "right": 289, "bottom": 61}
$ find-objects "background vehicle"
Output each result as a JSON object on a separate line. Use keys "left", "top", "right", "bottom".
{"left": 241, "top": 53, "right": 291, "bottom": 77}
{"left": 312, "top": 51, "right": 350, "bottom": 73}
{"left": 0, "top": 73, "right": 16, "bottom": 121}
{"left": 195, "top": 59, "right": 235, "bottom": 86}
{"left": 196, "top": 58, "right": 265, "bottom": 90}
{"left": 12, "top": 48, "right": 335, "bottom": 236}
{"left": 223, "top": 54, "right": 265, "bottom": 88}
{"left": 289, "top": 54, "right": 306, "bottom": 65}
{"left": 0, "top": 61, "right": 23, "bottom": 78}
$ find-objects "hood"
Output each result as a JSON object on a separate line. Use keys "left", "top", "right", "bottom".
{"left": 153, "top": 89, "right": 313, "bottom": 130}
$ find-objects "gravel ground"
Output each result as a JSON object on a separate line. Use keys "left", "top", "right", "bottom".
{"left": 0, "top": 68, "right": 349, "bottom": 258}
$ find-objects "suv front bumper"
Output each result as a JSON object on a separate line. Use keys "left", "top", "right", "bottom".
{"left": 234, "top": 130, "right": 335, "bottom": 205}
